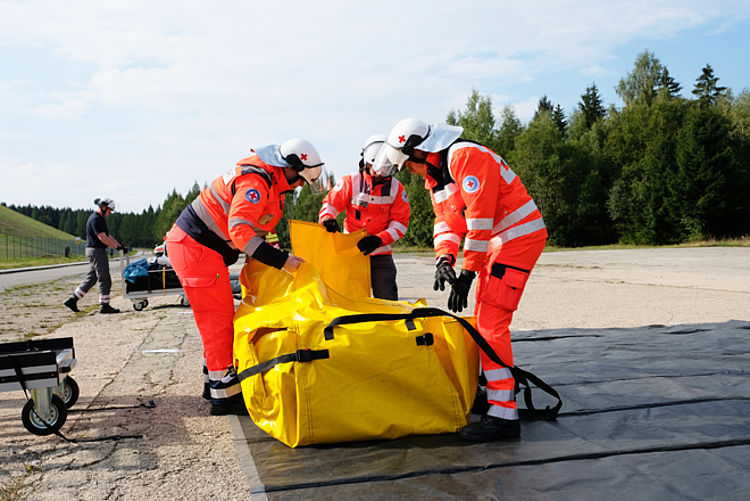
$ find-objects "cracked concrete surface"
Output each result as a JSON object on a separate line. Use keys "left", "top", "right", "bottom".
{"left": 1, "top": 247, "right": 749, "bottom": 500}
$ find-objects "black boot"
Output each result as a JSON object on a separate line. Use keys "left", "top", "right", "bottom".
{"left": 210, "top": 394, "right": 248, "bottom": 416}
{"left": 202, "top": 383, "right": 211, "bottom": 401}
{"left": 470, "top": 387, "right": 491, "bottom": 421}
{"left": 63, "top": 296, "right": 79, "bottom": 312}
{"left": 100, "top": 303, "right": 120, "bottom": 314}
{"left": 459, "top": 415, "right": 521, "bottom": 442}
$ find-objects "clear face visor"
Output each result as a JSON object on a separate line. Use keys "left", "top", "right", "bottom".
{"left": 379, "top": 144, "right": 409, "bottom": 172}
{"left": 299, "top": 164, "right": 332, "bottom": 194}
{"left": 370, "top": 149, "right": 394, "bottom": 177}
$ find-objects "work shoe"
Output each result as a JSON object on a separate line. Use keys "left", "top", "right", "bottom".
{"left": 63, "top": 297, "right": 79, "bottom": 312}
{"left": 210, "top": 396, "right": 248, "bottom": 416}
{"left": 459, "top": 415, "right": 521, "bottom": 442}
{"left": 202, "top": 383, "right": 211, "bottom": 401}
{"left": 99, "top": 303, "right": 120, "bottom": 314}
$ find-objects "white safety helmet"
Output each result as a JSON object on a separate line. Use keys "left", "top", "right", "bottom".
{"left": 279, "top": 138, "right": 330, "bottom": 193}
{"left": 382, "top": 118, "right": 463, "bottom": 171}
{"left": 360, "top": 134, "right": 394, "bottom": 177}
{"left": 94, "top": 197, "right": 116, "bottom": 211}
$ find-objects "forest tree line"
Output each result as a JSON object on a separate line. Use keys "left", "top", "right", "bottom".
{"left": 6, "top": 51, "right": 750, "bottom": 249}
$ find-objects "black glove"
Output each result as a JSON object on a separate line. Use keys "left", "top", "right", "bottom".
{"left": 117, "top": 245, "right": 129, "bottom": 254}
{"left": 433, "top": 256, "right": 456, "bottom": 291}
{"left": 357, "top": 235, "right": 382, "bottom": 255}
{"left": 322, "top": 218, "right": 340, "bottom": 233}
{"left": 448, "top": 269, "right": 475, "bottom": 313}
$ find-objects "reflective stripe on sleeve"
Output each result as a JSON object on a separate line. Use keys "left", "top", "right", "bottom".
{"left": 369, "top": 245, "right": 393, "bottom": 255}
{"left": 464, "top": 238, "right": 489, "bottom": 252}
{"left": 493, "top": 200, "right": 538, "bottom": 234}
{"left": 386, "top": 228, "right": 401, "bottom": 242}
{"left": 389, "top": 221, "right": 408, "bottom": 235}
{"left": 435, "top": 233, "right": 462, "bottom": 246}
{"left": 228, "top": 217, "right": 263, "bottom": 233}
{"left": 490, "top": 217, "right": 546, "bottom": 246}
{"left": 433, "top": 183, "right": 458, "bottom": 203}
{"left": 467, "top": 218, "right": 494, "bottom": 230}
{"left": 242, "top": 235, "right": 265, "bottom": 256}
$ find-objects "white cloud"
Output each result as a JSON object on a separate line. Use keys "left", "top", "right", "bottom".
{"left": 1, "top": 0, "right": 749, "bottom": 211}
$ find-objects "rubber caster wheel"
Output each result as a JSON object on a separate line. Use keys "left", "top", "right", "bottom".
{"left": 22, "top": 395, "right": 68, "bottom": 436}
{"left": 133, "top": 299, "right": 148, "bottom": 311}
{"left": 60, "top": 376, "right": 80, "bottom": 409}
{"left": 180, "top": 295, "right": 190, "bottom": 307}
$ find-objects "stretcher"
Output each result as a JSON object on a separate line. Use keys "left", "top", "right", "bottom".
{"left": 0, "top": 337, "right": 79, "bottom": 435}
{"left": 121, "top": 251, "right": 189, "bottom": 311}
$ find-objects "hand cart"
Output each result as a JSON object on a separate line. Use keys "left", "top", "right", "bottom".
{"left": 121, "top": 251, "right": 189, "bottom": 311}
{"left": 0, "top": 337, "right": 79, "bottom": 436}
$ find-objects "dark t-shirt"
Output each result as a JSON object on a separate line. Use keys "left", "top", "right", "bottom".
{"left": 85, "top": 212, "right": 109, "bottom": 248}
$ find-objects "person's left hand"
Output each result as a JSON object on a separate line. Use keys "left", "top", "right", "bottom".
{"left": 357, "top": 235, "right": 382, "bottom": 255}
{"left": 448, "top": 269, "right": 476, "bottom": 313}
{"left": 282, "top": 254, "right": 306, "bottom": 273}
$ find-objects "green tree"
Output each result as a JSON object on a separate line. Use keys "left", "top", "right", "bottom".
{"left": 692, "top": 63, "right": 727, "bottom": 108}
{"left": 446, "top": 90, "right": 499, "bottom": 150}
{"left": 578, "top": 83, "right": 606, "bottom": 129}
{"left": 657, "top": 67, "right": 682, "bottom": 100}
{"left": 394, "top": 169, "right": 433, "bottom": 247}
{"left": 497, "top": 105, "right": 522, "bottom": 155}
{"left": 616, "top": 50, "right": 664, "bottom": 106}
{"left": 153, "top": 190, "right": 187, "bottom": 242}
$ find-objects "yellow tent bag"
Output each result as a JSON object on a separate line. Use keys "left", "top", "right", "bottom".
{"left": 232, "top": 221, "right": 479, "bottom": 447}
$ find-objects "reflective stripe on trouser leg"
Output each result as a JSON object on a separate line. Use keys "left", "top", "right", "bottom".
{"left": 475, "top": 300, "right": 518, "bottom": 420}
{"left": 208, "top": 367, "right": 241, "bottom": 405}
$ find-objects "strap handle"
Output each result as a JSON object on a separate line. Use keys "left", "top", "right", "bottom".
{"left": 237, "top": 349, "right": 329, "bottom": 382}
{"left": 323, "top": 306, "right": 562, "bottom": 420}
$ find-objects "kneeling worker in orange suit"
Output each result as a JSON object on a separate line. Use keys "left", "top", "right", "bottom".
{"left": 166, "top": 139, "right": 328, "bottom": 415}
{"left": 318, "top": 135, "right": 410, "bottom": 300}
{"left": 381, "top": 119, "right": 547, "bottom": 441}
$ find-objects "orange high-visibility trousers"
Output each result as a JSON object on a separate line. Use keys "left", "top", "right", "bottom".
{"left": 474, "top": 232, "right": 547, "bottom": 420}
{"left": 166, "top": 225, "right": 239, "bottom": 401}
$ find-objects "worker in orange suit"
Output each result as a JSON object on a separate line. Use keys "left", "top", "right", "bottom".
{"left": 166, "top": 139, "right": 328, "bottom": 415}
{"left": 318, "top": 134, "right": 410, "bottom": 300}
{"left": 381, "top": 119, "right": 547, "bottom": 441}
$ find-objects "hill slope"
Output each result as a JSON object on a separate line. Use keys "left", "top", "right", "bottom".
{"left": 0, "top": 204, "right": 76, "bottom": 239}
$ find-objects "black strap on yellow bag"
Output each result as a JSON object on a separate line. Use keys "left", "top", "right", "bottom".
{"left": 237, "top": 349, "right": 330, "bottom": 382}
{"left": 324, "top": 306, "right": 562, "bottom": 420}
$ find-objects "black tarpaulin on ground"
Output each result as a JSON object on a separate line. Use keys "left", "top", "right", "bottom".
{"left": 234, "top": 320, "right": 750, "bottom": 500}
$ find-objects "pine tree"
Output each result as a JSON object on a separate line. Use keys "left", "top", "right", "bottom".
{"left": 658, "top": 68, "right": 682, "bottom": 100}
{"left": 578, "top": 83, "right": 606, "bottom": 128}
{"left": 692, "top": 64, "right": 727, "bottom": 107}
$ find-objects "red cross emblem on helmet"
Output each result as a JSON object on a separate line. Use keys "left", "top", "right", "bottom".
{"left": 300, "top": 153, "right": 308, "bottom": 161}
{"left": 398, "top": 135, "right": 406, "bottom": 144}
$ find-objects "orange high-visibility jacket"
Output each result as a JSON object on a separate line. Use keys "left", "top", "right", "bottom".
{"left": 318, "top": 172, "right": 410, "bottom": 255}
{"left": 185, "top": 152, "right": 292, "bottom": 267}
{"left": 427, "top": 142, "right": 546, "bottom": 272}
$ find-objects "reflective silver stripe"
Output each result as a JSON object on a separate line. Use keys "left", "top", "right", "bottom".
{"left": 228, "top": 217, "right": 262, "bottom": 231}
{"left": 74, "top": 288, "right": 85, "bottom": 298}
{"left": 487, "top": 389, "right": 515, "bottom": 403}
{"left": 464, "top": 238, "right": 489, "bottom": 252}
{"left": 447, "top": 142, "right": 517, "bottom": 184}
{"left": 369, "top": 245, "right": 392, "bottom": 255}
{"left": 487, "top": 405, "right": 519, "bottom": 420}
{"left": 367, "top": 194, "right": 396, "bottom": 204}
{"left": 191, "top": 198, "right": 230, "bottom": 241}
{"left": 490, "top": 218, "right": 546, "bottom": 246}
{"left": 467, "top": 218, "right": 494, "bottom": 230}
{"left": 435, "top": 233, "right": 461, "bottom": 246}
{"left": 352, "top": 193, "right": 370, "bottom": 206}
{"left": 210, "top": 184, "right": 231, "bottom": 215}
{"left": 389, "top": 221, "right": 408, "bottom": 235}
{"left": 386, "top": 228, "right": 400, "bottom": 242}
{"left": 208, "top": 369, "right": 229, "bottom": 379}
{"left": 484, "top": 368, "right": 513, "bottom": 381}
{"left": 434, "top": 221, "right": 451, "bottom": 235}
{"left": 433, "top": 183, "right": 458, "bottom": 203}
{"left": 209, "top": 385, "right": 241, "bottom": 399}
{"left": 493, "top": 200, "right": 538, "bottom": 233}
{"left": 319, "top": 203, "right": 339, "bottom": 220}
{"left": 242, "top": 235, "right": 265, "bottom": 256}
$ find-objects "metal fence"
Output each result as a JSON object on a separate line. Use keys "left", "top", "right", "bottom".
{"left": 0, "top": 234, "right": 85, "bottom": 260}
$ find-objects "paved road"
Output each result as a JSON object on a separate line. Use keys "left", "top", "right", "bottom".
{"left": 0, "top": 257, "right": 132, "bottom": 291}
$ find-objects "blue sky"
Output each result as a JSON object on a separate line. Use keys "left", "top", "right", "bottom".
{"left": 1, "top": 1, "right": 749, "bottom": 213}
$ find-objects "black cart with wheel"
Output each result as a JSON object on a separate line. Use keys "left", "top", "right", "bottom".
{"left": 122, "top": 253, "right": 189, "bottom": 311}
{"left": 0, "top": 337, "right": 79, "bottom": 436}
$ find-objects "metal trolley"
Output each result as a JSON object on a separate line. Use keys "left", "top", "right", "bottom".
{"left": 122, "top": 252, "right": 189, "bottom": 311}
{"left": 0, "top": 337, "right": 79, "bottom": 436}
